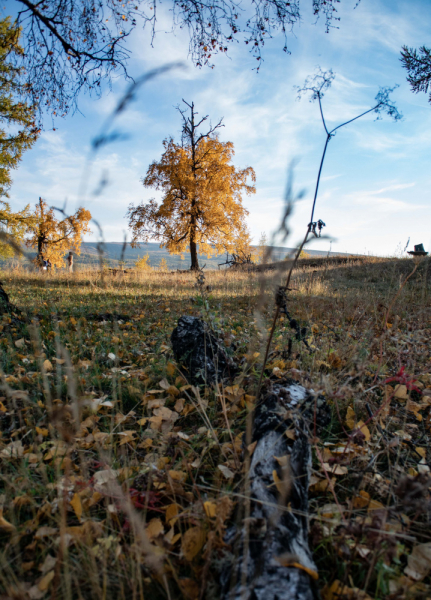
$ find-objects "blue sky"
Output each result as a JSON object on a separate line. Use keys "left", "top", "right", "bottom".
{"left": 7, "top": 0, "right": 431, "bottom": 256}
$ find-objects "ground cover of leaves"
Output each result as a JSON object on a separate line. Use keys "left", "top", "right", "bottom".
{"left": 0, "top": 258, "right": 430, "bottom": 600}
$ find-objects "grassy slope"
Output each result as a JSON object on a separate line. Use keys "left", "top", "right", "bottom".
{"left": 0, "top": 256, "right": 430, "bottom": 599}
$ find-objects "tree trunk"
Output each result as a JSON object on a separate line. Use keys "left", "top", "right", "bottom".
{"left": 37, "top": 197, "right": 44, "bottom": 268}
{"left": 220, "top": 377, "right": 330, "bottom": 600}
{"left": 37, "top": 235, "right": 44, "bottom": 268}
{"left": 189, "top": 223, "right": 199, "bottom": 270}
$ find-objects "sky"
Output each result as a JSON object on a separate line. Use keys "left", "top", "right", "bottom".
{"left": 5, "top": 0, "right": 431, "bottom": 256}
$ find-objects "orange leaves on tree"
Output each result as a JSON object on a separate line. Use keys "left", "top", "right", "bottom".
{"left": 127, "top": 128, "right": 256, "bottom": 269}
{"left": 26, "top": 198, "right": 91, "bottom": 267}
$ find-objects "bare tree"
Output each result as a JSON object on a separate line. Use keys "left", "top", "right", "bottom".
{"left": 11, "top": 0, "right": 360, "bottom": 116}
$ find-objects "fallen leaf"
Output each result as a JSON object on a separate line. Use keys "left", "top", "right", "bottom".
{"left": 36, "top": 426, "right": 48, "bottom": 437}
{"left": 35, "top": 526, "right": 58, "bottom": 539}
{"left": 43, "top": 359, "right": 53, "bottom": 372}
{"left": 165, "top": 503, "right": 180, "bottom": 524}
{"left": 166, "top": 362, "right": 176, "bottom": 377}
{"left": 218, "top": 465, "right": 234, "bottom": 479}
{"left": 174, "top": 397, "right": 185, "bottom": 412}
{"left": 38, "top": 570, "right": 55, "bottom": 591}
{"left": 323, "top": 579, "right": 373, "bottom": 600}
{"left": 179, "top": 578, "right": 200, "bottom": 600}
{"left": 394, "top": 384, "right": 409, "bottom": 400}
{"left": 0, "top": 509, "right": 15, "bottom": 532}
{"left": 352, "top": 490, "right": 370, "bottom": 509}
{"left": 404, "top": 542, "right": 431, "bottom": 580}
{"left": 367, "top": 499, "right": 386, "bottom": 512}
{"left": 70, "top": 493, "right": 82, "bottom": 520}
{"left": 203, "top": 501, "right": 217, "bottom": 518}
{"left": 0, "top": 440, "right": 23, "bottom": 458}
{"left": 145, "top": 518, "right": 164, "bottom": 540}
{"left": 39, "top": 554, "right": 57, "bottom": 574}
{"left": 355, "top": 420, "right": 371, "bottom": 441}
{"left": 181, "top": 526, "right": 206, "bottom": 561}
{"left": 322, "top": 463, "right": 348, "bottom": 476}
{"left": 168, "top": 470, "right": 187, "bottom": 482}
{"left": 167, "top": 385, "right": 180, "bottom": 397}
{"left": 345, "top": 406, "right": 356, "bottom": 430}
{"left": 14, "top": 338, "right": 25, "bottom": 349}
{"left": 247, "top": 441, "right": 257, "bottom": 455}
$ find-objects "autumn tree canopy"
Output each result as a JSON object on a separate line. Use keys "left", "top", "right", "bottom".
{"left": 0, "top": 17, "right": 39, "bottom": 197}
{"left": 127, "top": 101, "right": 256, "bottom": 270}
{"left": 26, "top": 198, "right": 92, "bottom": 267}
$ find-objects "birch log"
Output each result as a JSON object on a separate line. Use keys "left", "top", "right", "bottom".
{"left": 221, "top": 377, "right": 330, "bottom": 600}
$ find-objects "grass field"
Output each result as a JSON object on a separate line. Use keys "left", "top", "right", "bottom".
{"left": 0, "top": 256, "right": 430, "bottom": 600}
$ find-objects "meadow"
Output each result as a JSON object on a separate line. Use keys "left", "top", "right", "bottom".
{"left": 0, "top": 256, "right": 430, "bottom": 600}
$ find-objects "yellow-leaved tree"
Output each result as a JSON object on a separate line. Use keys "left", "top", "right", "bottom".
{"left": 127, "top": 100, "right": 256, "bottom": 270}
{"left": 0, "top": 201, "right": 35, "bottom": 258}
{"left": 26, "top": 198, "right": 91, "bottom": 267}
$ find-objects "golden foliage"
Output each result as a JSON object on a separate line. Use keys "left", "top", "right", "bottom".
{"left": 0, "top": 200, "right": 35, "bottom": 258}
{"left": 127, "top": 136, "right": 256, "bottom": 267}
{"left": 26, "top": 198, "right": 91, "bottom": 268}
{"left": 135, "top": 253, "right": 152, "bottom": 271}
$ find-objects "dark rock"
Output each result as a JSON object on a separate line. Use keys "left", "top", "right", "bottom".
{"left": 171, "top": 316, "right": 235, "bottom": 385}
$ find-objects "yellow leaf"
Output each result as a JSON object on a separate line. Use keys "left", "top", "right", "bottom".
{"left": 322, "top": 580, "right": 373, "bottom": 600}
{"left": 0, "top": 509, "right": 15, "bottom": 532}
{"left": 165, "top": 503, "right": 180, "bottom": 524}
{"left": 138, "top": 438, "right": 152, "bottom": 449}
{"left": 35, "top": 426, "right": 48, "bottom": 437}
{"left": 352, "top": 490, "right": 370, "bottom": 509}
{"left": 38, "top": 570, "right": 55, "bottom": 592}
{"left": 203, "top": 501, "right": 217, "bottom": 518}
{"left": 70, "top": 493, "right": 82, "bottom": 520}
{"left": 167, "top": 385, "right": 180, "bottom": 397}
{"left": 355, "top": 420, "right": 370, "bottom": 441}
{"left": 416, "top": 447, "right": 426, "bottom": 459}
{"left": 168, "top": 470, "right": 187, "bottom": 482}
{"left": 247, "top": 441, "right": 257, "bottom": 455}
{"left": 14, "top": 338, "right": 25, "bottom": 349}
{"left": 181, "top": 526, "right": 206, "bottom": 561}
{"left": 166, "top": 362, "right": 176, "bottom": 377}
{"left": 345, "top": 406, "right": 356, "bottom": 430}
{"left": 145, "top": 518, "right": 164, "bottom": 540}
{"left": 394, "top": 384, "right": 409, "bottom": 400}
{"left": 0, "top": 400, "right": 6, "bottom": 413}
{"left": 309, "top": 477, "right": 335, "bottom": 492}
{"left": 43, "top": 359, "right": 53, "bottom": 372}
{"left": 367, "top": 499, "right": 385, "bottom": 512}
{"left": 112, "top": 336, "right": 121, "bottom": 344}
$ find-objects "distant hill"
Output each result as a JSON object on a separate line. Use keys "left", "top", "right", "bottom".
{"left": 78, "top": 242, "right": 358, "bottom": 270}
{"left": 0, "top": 241, "right": 359, "bottom": 271}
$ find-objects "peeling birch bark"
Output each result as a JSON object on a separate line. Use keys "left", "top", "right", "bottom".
{"left": 221, "top": 377, "right": 330, "bottom": 600}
